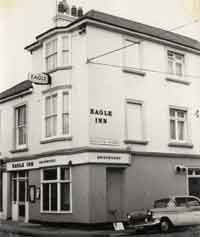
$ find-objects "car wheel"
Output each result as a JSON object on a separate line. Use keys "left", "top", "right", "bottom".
{"left": 160, "top": 218, "right": 172, "bottom": 233}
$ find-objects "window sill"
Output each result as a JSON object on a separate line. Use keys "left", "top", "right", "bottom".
{"left": 40, "top": 136, "right": 72, "bottom": 144}
{"left": 165, "top": 77, "right": 190, "bottom": 85}
{"left": 47, "top": 65, "right": 73, "bottom": 74}
{"left": 124, "top": 139, "right": 148, "bottom": 145}
{"left": 168, "top": 142, "right": 193, "bottom": 148}
{"left": 122, "top": 67, "right": 146, "bottom": 77}
{"left": 10, "top": 148, "right": 29, "bottom": 153}
{"left": 41, "top": 210, "right": 72, "bottom": 214}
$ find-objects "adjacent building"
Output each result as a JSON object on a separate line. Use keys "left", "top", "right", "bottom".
{"left": 1, "top": 1, "right": 200, "bottom": 223}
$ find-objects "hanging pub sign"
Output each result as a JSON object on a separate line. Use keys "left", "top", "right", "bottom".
{"left": 28, "top": 72, "right": 51, "bottom": 85}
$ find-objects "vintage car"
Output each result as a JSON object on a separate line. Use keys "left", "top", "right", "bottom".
{"left": 127, "top": 195, "right": 200, "bottom": 232}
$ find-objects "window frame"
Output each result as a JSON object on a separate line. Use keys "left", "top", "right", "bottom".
{"left": 41, "top": 88, "right": 71, "bottom": 142}
{"left": 124, "top": 99, "right": 147, "bottom": 144}
{"left": 167, "top": 50, "right": 185, "bottom": 77}
{"left": 165, "top": 48, "right": 191, "bottom": 85}
{"left": 122, "top": 36, "right": 145, "bottom": 76}
{"left": 44, "top": 93, "right": 58, "bottom": 138}
{"left": 45, "top": 38, "right": 58, "bottom": 72}
{"left": 40, "top": 166, "right": 72, "bottom": 213}
{"left": 14, "top": 103, "right": 28, "bottom": 150}
{"left": 44, "top": 34, "right": 71, "bottom": 73}
{"left": 169, "top": 107, "right": 188, "bottom": 143}
{"left": 61, "top": 35, "right": 71, "bottom": 67}
{"left": 62, "top": 91, "right": 70, "bottom": 135}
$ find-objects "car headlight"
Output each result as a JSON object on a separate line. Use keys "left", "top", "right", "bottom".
{"left": 147, "top": 210, "right": 153, "bottom": 216}
{"left": 127, "top": 214, "right": 131, "bottom": 219}
{"left": 146, "top": 210, "right": 155, "bottom": 220}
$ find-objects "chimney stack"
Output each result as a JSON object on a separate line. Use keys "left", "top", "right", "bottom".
{"left": 53, "top": 0, "right": 84, "bottom": 27}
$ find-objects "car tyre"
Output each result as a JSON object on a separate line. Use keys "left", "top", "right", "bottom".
{"left": 160, "top": 218, "right": 172, "bottom": 233}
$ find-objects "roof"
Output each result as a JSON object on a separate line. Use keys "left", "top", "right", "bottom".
{"left": 0, "top": 80, "right": 33, "bottom": 102}
{"left": 26, "top": 10, "right": 200, "bottom": 52}
{"left": 84, "top": 10, "right": 200, "bottom": 51}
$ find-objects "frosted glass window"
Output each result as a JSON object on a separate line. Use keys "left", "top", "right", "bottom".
{"left": 127, "top": 102, "right": 143, "bottom": 140}
{"left": 124, "top": 39, "right": 140, "bottom": 69}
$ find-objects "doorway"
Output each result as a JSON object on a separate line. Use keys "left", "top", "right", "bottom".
{"left": 11, "top": 171, "right": 29, "bottom": 222}
{"left": 106, "top": 168, "right": 124, "bottom": 222}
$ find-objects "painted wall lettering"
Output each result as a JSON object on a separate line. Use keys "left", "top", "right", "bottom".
{"left": 90, "top": 108, "right": 112, "bottom": 124}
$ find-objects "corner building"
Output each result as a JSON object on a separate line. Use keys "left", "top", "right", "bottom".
{"left": 1, "top": 3, "right": 200, "bottom": 224}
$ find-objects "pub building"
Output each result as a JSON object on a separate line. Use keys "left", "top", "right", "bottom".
{"left": 1, "top": 0, "right": 200, "bottom": 224}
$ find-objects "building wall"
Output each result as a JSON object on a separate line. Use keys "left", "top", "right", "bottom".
{"left": 88, "top": 156, "right": 200, "bottom": 223}
{"left": 2, "top": 21, "right": 200, "bottom": 224}
{"left": 87, "top": 25, "right": 200, "bottom": 154}
{"left": 0, "top": 30, "right": 90, "bottom": 160}
{"left": 28, "top": 164, "right": 91, "bottom": 223}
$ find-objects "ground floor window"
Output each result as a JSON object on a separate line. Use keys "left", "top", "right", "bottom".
{"left": 41, "top": 166, "right": 71, "bottom": 212}
{"left": 188, "top": 168, "right": 200, "bottom": 199}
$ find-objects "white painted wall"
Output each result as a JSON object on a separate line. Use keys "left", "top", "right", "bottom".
{"left": 0, "top": 30, "right": 89, "bottom": 159}
{"left": 87, "top": 25, "right": 200, "bottom": 154}
{"left": 1, "top": 23, "right": 200, "bottom": 160}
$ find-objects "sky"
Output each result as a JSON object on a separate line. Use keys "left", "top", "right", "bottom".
{"left": 1, "top": 0, "right": 200, "bottom": 92}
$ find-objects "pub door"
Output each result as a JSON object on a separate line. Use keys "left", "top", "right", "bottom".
{"left": 11, "top": 171, "right": 29, "bottom": 222}
{"left": 106, "top": 168, "right": 124, "bottom": 222}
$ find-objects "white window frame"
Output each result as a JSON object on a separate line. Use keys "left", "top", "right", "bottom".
{"left": 44, "top": 34, "right": 71, "bottom": 72}
{"left": 45, "top": 38, "right": 58, "bottom": 72}
{"left": 62, "top": 91, "right": 70, "bottom": 135}
{"left": 187, "top": 167, "right": 200, "bottom": 196}
{"left": 44, "top": 93, "right": 58, "bottom": 138}
{"left": 61, "top": 35, "right": 71, "bottom": 67}
{"left": 41, "top": 88, "right": 71, "bottom": 142}
{"left": 125, "top": 99, "right": 147, "bottom": 144}
{"left": 169, "top": 106, "right": 189, "bottom": 143}
{"left": 14, "top": 103, "right": 28, "bottom": 150}
{"left": 40, "top": 166, "right": 72, "bottom": 213}
{"left": 167, "top": 50, "right": 185, "bottom": 76}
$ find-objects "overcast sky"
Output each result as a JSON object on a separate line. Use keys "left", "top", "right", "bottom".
{"left": 1, "top": 0, "right": 200, "bottom": 92}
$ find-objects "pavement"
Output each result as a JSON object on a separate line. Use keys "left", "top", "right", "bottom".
{"left": 0, "top": 220, "right": 136, "bottom": 237}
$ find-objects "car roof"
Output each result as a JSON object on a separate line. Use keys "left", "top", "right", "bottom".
{"left": 155, "top": 195, "right": 200, "bottom": 202}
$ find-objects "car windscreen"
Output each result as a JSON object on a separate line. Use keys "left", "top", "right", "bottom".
{"left": 154, "top": 198, "right": 170, "bottom": 208}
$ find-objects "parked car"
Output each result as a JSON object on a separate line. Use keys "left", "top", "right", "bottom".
{"left": 127, "top": 195, "right": 200, "bottom": 232}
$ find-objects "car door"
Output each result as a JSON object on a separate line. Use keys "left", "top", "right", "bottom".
{"left": 174, "top": 197, "right": 191, "bottom": 226}
{"left": 186, "top": 197, "right": 200, "bottom": 225}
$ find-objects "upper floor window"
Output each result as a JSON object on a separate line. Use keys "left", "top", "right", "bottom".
{"left": 42, "top": 89, "right": 71, "bottom": 141}
{"left": 45, "top": 94, "right": 57, "bottom": 138}
{"left": 62, "top": 36, "right": 70, "bottom": 66}
{"left": 169, "top": 108, "right": 187, "bottom": 142}
{"left": 125, "top": 100, "right": 147, "bottom": 144}
{"left": 168, "top": 51, "right": 184, "bottom": 76}
{"left": 45, "top": 39, "right": 58, "bottom": 72}
{"left": 45, "top": 34, "right": 71, "bottom": 72}
{"left": 62, "top": 92, "right": 70, "bottom": 135}
{"left": 124, "top": 38, "right": 140, "bottom": 70}
{"left": 15, "top": 105, "right": 27, "bottom": 149}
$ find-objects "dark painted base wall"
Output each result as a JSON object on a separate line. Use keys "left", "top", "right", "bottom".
{"left": 7, "top": 155, "right": 200, "bottom": 223}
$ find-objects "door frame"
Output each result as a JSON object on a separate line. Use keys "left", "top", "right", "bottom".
{"left": 11, "top": 171, "right": 29, "bottom": 222}
{"left": 106, "top": 167, "right": 125, "bottom": 221}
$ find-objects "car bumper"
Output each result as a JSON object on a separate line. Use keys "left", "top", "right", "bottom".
{"left": 128, "top": 219, "right": 160, "bottom": 230}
